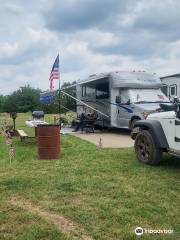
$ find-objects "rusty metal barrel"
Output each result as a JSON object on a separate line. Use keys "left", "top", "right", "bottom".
{"left": 37, "top": 125, "right": 60, "bottom": 160}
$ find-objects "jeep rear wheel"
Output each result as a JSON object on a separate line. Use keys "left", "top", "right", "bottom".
{"left": 134, "top": 130, "right": 162, "bottom": 165}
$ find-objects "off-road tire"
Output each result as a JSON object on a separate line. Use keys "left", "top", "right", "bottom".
{"left": 134, "top": 130, "right": 162, "bottom": 165}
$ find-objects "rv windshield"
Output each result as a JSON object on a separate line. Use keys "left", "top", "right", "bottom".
{"left": 129, "top": 89, "right": 170, "bottom": 103}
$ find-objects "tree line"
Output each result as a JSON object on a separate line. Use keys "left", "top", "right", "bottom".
{"left": 0, "top": 83, "right": 76, "bottom": 114}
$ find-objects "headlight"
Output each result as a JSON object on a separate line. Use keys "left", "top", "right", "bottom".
{"left": 143, "top": 111, "right": 149, "bottom": 119}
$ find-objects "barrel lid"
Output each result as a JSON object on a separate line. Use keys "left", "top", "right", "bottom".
{"left": 37, "top": 124, "right": 60, "bottom": 127}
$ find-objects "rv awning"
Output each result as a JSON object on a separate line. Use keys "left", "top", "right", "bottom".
{"left": 61, "top": 73, "right": 109, "bottom": 90}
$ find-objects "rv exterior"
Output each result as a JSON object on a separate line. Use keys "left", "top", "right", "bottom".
{"left": 76, "top": 71, "right": 170, "bottom": 129}
{"left": 161, "top": 73, "right": 180, "bottom": 101}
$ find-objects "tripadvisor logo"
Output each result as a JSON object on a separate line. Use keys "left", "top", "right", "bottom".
{"left": 134, "top": 226, "right": 174, "bottom": 235}
{"left": 135, "top": 227, "right": 143, "bottom": 235}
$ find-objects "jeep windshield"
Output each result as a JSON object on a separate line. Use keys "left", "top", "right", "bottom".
{"left": 129, "top": 89, "right": 170, "bottom": 104}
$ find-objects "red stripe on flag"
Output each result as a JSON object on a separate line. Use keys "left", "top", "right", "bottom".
{"left": 49, "top": 55, "right": 60, "bottom": 90}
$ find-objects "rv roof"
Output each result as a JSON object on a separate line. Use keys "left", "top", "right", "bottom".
{"left": 111, "top": 71, "right": 161, "bottom": 88}
{"left": 61, "top": 71, "right": 161, "bottom": 90}
{"left": 161, "top": 73, "right": 180, "bottom": 79}
{"left": 77, "top": 71, "right": 159, "bottom": 84}
{"left": 77, "top": 72, "right": 109, "bottom": 84}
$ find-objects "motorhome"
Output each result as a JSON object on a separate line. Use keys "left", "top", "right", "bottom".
{"left": 76, "top": 71, "right": 170, "bottom": 129}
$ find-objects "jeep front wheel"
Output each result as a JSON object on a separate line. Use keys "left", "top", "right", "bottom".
{"left": 134, "top": 130, "right": 162, "bottom": 165}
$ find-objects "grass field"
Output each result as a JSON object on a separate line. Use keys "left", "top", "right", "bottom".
{"left": 0, "top": 113, "right": 179, "bottom": 240}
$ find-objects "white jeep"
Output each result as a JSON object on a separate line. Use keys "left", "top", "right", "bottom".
{"left": 131, "top": 103, "right": 180, "bottom": 165}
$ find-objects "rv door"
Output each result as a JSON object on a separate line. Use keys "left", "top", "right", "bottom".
{"left": 117, "top": 89, "right": 132, "bottom": 127}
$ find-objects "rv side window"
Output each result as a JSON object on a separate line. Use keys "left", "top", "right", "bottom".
{"left": 86, "top": 86, "right": 95, "bottom": 97}
{"left": 82, "top": 86, "right": 86, "bottom": 97}
{"left": 162, "top": 85, "right": 168, "bottom": 96}
{"left": 96, "top": 82, "right": 109, "bottom": 99}
{"left": 170, "top": 85, "right": 176, "bottom": 96}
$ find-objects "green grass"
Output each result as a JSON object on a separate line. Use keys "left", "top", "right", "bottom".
{"left": 0, "top": 113, "right": 179, "bottom": 239}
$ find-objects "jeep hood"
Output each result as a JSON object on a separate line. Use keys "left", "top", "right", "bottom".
{"left": 147, "top": 111, "right": 175, "bottom": 119}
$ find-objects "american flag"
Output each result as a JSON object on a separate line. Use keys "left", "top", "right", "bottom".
{"left": 49, "top": 54, "right": 59, "bottom": 90}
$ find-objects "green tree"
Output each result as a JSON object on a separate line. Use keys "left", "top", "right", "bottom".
{"left": 1, "top": 82, "right": 77, "bottom": 114}
{"left": 0, "top": 95, "right": 6, "bottom": 112}
{"left": 3, "top": 85, "right": 41, "bottom": 113}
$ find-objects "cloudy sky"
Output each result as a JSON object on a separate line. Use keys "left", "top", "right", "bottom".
{"left": 0, "top": 0, "right": 180, "bottom": 94}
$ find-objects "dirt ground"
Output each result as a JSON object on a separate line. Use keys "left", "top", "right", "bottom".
{"left": 62, "top": 128, "right": 134, "bottom": 148}
{"left": 10, "top": 197, "right": 93, "bottom": 240}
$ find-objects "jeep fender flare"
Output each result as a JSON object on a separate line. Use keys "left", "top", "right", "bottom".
{"left": 134, "top": 120, "right": 169, "bottom": 149}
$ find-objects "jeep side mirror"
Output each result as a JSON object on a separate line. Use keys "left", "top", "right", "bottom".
{"left": 116, "top": 96, "right": 121, "bottom": 104}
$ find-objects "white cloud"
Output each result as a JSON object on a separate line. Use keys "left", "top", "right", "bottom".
{"left": 0, "top": 0, "right": 180, "bottom": 95}
{"left": 27, "top": 28, "right": 57, "bottom": 43}
{"left": 0, "top": 43, "right": 19, "bottom": 56}
{"left": 5, "top": 3, "right": 24, "bottom": 15}
{"left": 78, "top": 29, "right": 121, "bottom": 47}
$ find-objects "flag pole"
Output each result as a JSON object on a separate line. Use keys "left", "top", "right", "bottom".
{"left": 58, "top": 54, "right": 61, "bottom": 127}
{"left": 58, "top": 77, "right": 61, "bottom": 126}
